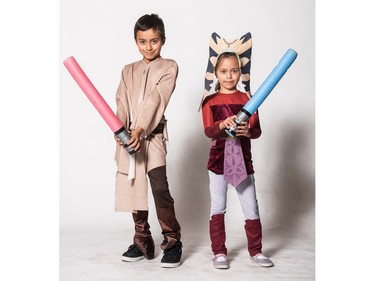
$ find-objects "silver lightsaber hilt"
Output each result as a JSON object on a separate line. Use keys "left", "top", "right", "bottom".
{"left": 114, "top": 127, "right": 135, "bottom": 155}
{"left": 225, "top": 109, "right": 251, "bottom": 137}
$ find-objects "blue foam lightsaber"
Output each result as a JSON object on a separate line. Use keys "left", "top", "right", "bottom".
{"left": 225, "top": 48, "right": 298, "bottom": 137}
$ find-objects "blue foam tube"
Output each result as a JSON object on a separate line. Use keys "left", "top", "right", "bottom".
{"left": 243, "top": 48, "right": 298, "bottom": 114}
{"left": 225, "top": 48, "right": 298, "bottom": 137}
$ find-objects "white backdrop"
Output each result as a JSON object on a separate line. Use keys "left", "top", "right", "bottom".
{"left": 60, "top": 0, "right": 314, "bottom": 242}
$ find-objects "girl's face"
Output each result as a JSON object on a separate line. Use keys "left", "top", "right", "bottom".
{"left": 135, "top": 29, "right": 163, "bottom": 63}
{"left": 216, "top": 56, "right": 241, "bottom": 93}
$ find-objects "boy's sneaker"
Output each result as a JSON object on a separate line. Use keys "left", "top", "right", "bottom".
{"left": 212, "top": 254, "right": 229, "bottom": 269}
{"left": 160, "top": 241, "right": 182, "bottom": 268}
{"left": 250, "top": 253, "right": 274, "bottom": 267}
{"left": 121, "top": 244, "right": 144, "bottom": 262}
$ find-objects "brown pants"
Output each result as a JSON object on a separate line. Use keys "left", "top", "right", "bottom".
{"left": 133, "top": 166, "right": 181, "bottom": 259}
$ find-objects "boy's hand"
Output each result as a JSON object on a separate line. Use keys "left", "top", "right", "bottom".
{"left": 114, "top": 135, "right": 122, "bottom": 146}
{"left": 127, "top": 127, "right": 144, "bottom": 152}
{"left": 114, "top": 127, "right": 143, "bottom": 152}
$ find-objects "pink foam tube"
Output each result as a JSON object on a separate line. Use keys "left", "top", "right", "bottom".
{"left": 63, "top": 56, "right": 135, "bottom": 154}
{"left": 63, "top": 56, "right": 122, "bottom": 131}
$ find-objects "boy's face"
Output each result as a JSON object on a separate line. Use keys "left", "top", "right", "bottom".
{"left": 135, "top": 29, "right": 163, "bottom": 63}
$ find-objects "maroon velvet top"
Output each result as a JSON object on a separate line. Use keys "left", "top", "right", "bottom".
{"left": 201, "top": 91, "right": 262, "bottom": 175}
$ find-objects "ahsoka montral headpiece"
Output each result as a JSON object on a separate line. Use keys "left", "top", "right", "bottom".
{"left": 199, "top": 32, "right": 252, "bottom": 110}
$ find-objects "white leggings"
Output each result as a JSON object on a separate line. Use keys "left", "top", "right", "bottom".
{"left": 208, "top": 171, "right": 260, "bottom": 220}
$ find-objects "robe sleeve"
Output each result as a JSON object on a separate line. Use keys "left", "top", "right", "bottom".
{"left": 131, "top": 61, "right": 178, "bottom": 137}
{"left": 115, "top": 67, "right": 130, "bottom": 127}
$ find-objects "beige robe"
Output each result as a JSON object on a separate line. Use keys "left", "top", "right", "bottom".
{"left": 114, "top": 57, "right": 178, "bottom": 212}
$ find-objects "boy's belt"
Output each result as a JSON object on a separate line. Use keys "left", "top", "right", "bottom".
{"left": 129, "top": 123, "right": 164, "bottom": 134}
{"left": 151, "top": 123, "right": 164, "bottom": 134}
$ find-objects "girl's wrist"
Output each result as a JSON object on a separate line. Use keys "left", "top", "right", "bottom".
{"left": 219, "top": 122, "right": 225, "bottom": 131}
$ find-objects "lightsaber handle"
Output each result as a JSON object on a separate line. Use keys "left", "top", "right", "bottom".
{"left": 225, "top": 48, "right": 298, "bottom": 137}
{"left": 225, "top": 109, "right": 251, "bottom": 137}
{"left": 63, "top": 56, "right": 135, "bottom": 154}
{"left": 114, "top": 127, "right": 136, "bottom": 155}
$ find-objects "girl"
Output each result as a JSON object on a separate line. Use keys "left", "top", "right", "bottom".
{"left": 201, "top": 52, "right": 273, "bottom": 269}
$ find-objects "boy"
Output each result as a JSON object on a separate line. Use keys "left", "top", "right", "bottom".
{"left": 114, "top": 14, "right": 182, "bottom": 268}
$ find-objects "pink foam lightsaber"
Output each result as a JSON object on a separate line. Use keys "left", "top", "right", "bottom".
{"left": 63, "top": 56, "right": 135, "bottom": 154}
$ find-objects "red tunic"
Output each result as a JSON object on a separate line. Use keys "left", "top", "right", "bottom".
{"left": 201, "top": 91, "right": 262, "bottom": 175}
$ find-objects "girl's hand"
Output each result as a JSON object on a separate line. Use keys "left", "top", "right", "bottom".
{"left": 236, "top": 121, "right": 251, "bottom": 138}
{"left": 219, "top": 115, "right": 237, "bottom": 131}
